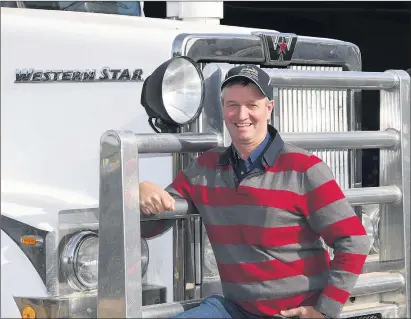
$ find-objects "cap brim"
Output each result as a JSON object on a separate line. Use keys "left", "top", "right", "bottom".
{"left": 221, "top": 75, "right": 269, "bottom": 99}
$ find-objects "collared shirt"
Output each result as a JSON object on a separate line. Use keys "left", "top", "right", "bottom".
{"left": 218, "top": 125, "right": 285, "bottom": 182}
{"left": 233, "top": 131, "right": 271, "bottom": 177}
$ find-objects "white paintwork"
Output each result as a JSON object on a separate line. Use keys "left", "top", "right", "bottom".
{"left": 1, "top": 231, "right": 48, "bottom": 318}
{"left": 0, "top": 8, "right": 272, "bottom": 228}
{"left": 166, "top": 1, "right": 224, "bottom": 24}
{"left": 0, "top": 7, "right": 275, "bottom": 305}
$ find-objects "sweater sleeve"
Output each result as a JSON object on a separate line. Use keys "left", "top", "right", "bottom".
{"left": 301, "top": 155, "right": 371, "bottom": 318}
{"left": 164, "top": 159, "right": 198, "bottom": 212}
{"left": 141, "top": 160, "right": 199, "bottom": 238}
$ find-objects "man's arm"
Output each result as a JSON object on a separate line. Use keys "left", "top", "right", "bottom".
{"left": 139, "top": 159, "right": 198, "bottom": 215}
{"left": 138, "top": 163, "right": 198, "bottom": 238}
{"left": 302, "top": 155, "right": 371, "bottom": 318}
{"left": 164, "top": 169, "right": 194, "bottom": 203}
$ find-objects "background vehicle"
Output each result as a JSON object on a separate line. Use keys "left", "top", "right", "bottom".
{"left": 1, "top": 2, "right": 409, "bottom": 318}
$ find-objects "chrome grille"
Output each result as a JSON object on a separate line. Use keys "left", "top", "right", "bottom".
{"left": 275, "top": 65, "right": 350, "bottom": 189}
{"left": 346, "top": 314, "right": 382, "bottom": 319}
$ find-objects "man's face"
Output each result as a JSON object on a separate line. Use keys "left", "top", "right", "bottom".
{"left": 222, "top": 83, "right": 274, "bottom": 146}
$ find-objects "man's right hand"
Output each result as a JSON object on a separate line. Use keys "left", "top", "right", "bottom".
{"left": 139, "top": 181, "right": 176, "bottom": 215}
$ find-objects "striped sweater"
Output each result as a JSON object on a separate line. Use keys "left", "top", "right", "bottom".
{"left": 166, "top": 127, "right": 371, "bottom": 318}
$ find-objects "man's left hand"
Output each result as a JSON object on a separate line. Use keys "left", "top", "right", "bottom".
{"left": 280, "top": 306, "right": 324, "bottom": 318}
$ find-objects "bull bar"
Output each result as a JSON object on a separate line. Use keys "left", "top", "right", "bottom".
{"left": 98, "top": 69, "right": 410, "bottom": 318}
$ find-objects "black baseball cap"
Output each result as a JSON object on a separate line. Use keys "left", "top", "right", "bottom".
{"left": 221, "top": 65, "right": 273, "bottom": 100}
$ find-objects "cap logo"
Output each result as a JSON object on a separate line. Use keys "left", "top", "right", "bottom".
{"left": 238, "top": 66, "right": 259, "bottom": 82}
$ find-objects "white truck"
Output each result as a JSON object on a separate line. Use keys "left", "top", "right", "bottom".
{"left": 1, "top": 2, "right": 410, "bottom": 318}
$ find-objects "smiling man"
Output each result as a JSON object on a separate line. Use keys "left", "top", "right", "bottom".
{"left": 139, "top": 65, "right": 371, "bottom": 319}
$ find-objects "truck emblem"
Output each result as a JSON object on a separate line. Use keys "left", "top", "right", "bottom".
{"left": 252, "top": 32, "right": 298, "bottom": 66}
{"left": 14, "top": 67, "right": 144, "bottom": 83}
{"left": 267, "top": 35, "right": 297, "bottom": 63}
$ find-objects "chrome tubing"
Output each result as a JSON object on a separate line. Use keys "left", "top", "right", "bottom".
{"left": 281, "top": 130, "right": 399, "bottom": 150}
{"left": 136, "top": 133, "right": 222, "bottom": 154}
{"left": 265, "top": 69, "right": 399, "bottom": 90}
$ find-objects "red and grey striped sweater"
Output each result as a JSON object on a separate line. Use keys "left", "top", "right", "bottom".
{"left": 166, "top": 129, "right": 371, "bottom": 318}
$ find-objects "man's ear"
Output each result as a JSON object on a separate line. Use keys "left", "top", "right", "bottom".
{"left": 268, "top": 99, "right": 274, "bottom": 113}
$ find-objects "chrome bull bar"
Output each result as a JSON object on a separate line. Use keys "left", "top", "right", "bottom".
{"left": 13, "top": 272, "right": 406, "bottom": 318}
{"left": 97, "top": 69, "right": 410, "bottom": 318}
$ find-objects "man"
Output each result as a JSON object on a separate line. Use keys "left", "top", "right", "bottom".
{"left": 139, "top": 65, "right": 371, "bottom": 319}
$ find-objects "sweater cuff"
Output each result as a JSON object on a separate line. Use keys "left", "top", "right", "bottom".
{"left": 315, "top": 294, "right": 344, "bottom": 318}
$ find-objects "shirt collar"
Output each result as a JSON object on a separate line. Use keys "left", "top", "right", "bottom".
{"left": 232, "top": 131, "right": 270, "bottom": 167}
{"left": 218, "top": 125, "right": 284, "bottom": 168}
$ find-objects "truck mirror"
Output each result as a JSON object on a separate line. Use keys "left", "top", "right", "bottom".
{"left": 141, "top": 56, "right": 205, "bottom": 133}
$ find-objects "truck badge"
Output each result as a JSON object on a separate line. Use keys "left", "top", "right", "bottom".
{"left": 14, "top": 67, "right": 144, "bottom": 83}
{"left": 267, "top": 35, "right": 297, "bottom": 63}
{"left": 253, "top": 32, "right": 297, "bottom": 66}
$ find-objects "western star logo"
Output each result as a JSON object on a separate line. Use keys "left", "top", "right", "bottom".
{"left": 14, "top": 67, "right": 144, "bottom": 83}
{"left": 252, "top": 32, "right": 298, "bottom": 66}
{"left": 267, "top": 35, "right": 297, "bottom": 64}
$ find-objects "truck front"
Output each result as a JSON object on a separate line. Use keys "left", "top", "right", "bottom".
{"left": 2, "top": 3, "right": 401, "bottom": 319}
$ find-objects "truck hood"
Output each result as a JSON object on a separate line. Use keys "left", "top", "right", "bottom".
{"left": 0, "top": 8, "right": 274, "bottom": 231}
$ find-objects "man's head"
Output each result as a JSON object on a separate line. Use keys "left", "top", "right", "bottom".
{"left": 220, "top": 65, "right": 274, "bottom": 149}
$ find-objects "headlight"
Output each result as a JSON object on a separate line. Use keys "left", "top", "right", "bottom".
{"left": 75, "top": 234, "right": 99, "bottom": 289}
{"left": 61, "top": 231, "right": 150, "bottom": 291}
{"left": 141, "top": 56, "right": 205, "bottom": 130}
{"left": 141, "top": 237, "right": 149, "bottom": 277}
{"left": 162, "top": 57, "right": 204, "bottom": 124}
{"left": 61, "top": 231, "right": 98, "bottom": 291}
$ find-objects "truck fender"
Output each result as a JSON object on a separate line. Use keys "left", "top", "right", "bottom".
{"left": 1, "top": 230, "right": 48, "bottom": 318}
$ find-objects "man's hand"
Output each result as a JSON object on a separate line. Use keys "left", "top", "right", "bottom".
{"left": 139, "top": 181, "right": 176, "bottom": 214}
{"left": 280, "top": 306, "right": 324, "bottom": 318}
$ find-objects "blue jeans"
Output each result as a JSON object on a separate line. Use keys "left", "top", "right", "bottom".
{"left": 171, "top": 295, "right": 289, "bottom": 319}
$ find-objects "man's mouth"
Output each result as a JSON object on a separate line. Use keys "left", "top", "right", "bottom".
{"left": 234, "top": 123, "right": 252, "bottom": 127}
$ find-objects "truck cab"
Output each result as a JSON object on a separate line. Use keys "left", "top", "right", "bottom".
{"left": 1, "top": 2, "right": 410, "bottom": 318}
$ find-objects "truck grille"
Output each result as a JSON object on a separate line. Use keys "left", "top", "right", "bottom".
{"left": 346, "top": 314, "right": 382, "bottom": 319}
{"left": 276, "top": 65, "right": 350, "bottom": 189}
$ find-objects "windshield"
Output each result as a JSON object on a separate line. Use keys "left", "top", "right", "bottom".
{"left": 21, "top": 1, "right": 142, "bottom": 16}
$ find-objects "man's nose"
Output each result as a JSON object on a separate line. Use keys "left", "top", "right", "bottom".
{"left": 237, "top": 105, "right": 249, "bottom": 120}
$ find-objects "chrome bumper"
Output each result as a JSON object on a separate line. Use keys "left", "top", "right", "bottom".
{"left": 14, "top": 272, "right": 405, "bottom": 318}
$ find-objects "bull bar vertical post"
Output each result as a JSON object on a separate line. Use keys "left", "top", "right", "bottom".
{"left": 98, "top": 131, "right": 142, "bottom": 318}
{"left": 97, "top": 132, "right": 221, "bottom": 318}
{"left": 378, "top": 70, "right": 410, "bottom": 317}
